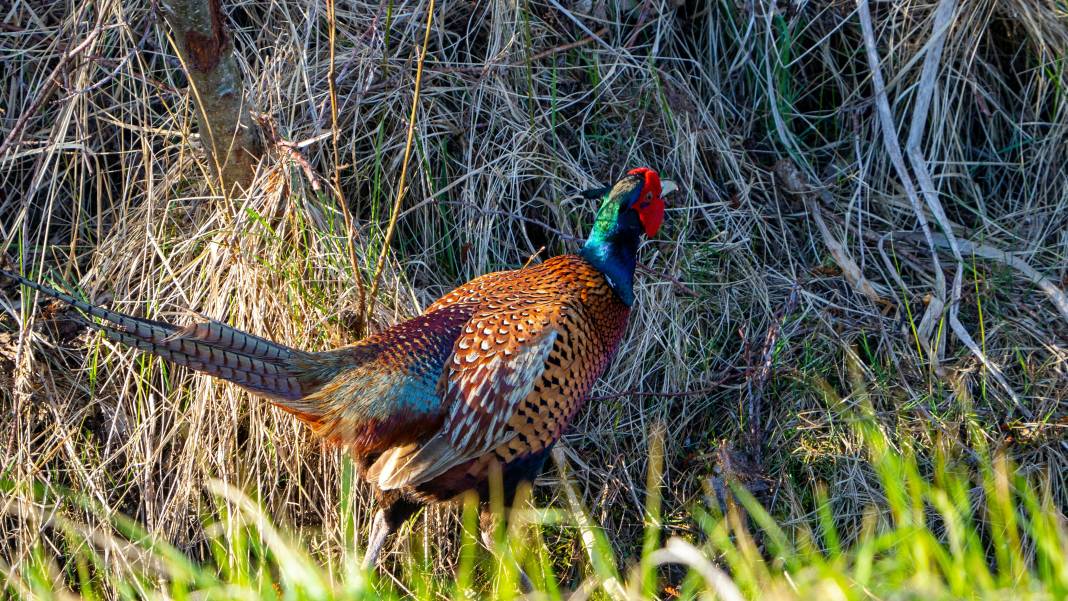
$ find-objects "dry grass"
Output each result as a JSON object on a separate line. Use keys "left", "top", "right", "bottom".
{"left": 1, "top": 0, "right": 1067, "bottom": 594}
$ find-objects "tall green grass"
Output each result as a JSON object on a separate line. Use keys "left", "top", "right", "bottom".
{"left": 3, "top": 417, "right": 1065, "bottom": 600}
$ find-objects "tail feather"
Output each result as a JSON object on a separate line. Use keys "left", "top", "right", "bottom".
{"left": 1, "top": 270, "right": 311, "bottom": 401}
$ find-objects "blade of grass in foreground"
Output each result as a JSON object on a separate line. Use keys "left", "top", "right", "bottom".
{"left": 3, "top": 415, "right": 1067, "bottom": 600}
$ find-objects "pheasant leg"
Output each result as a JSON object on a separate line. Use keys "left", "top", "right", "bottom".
{"left": 480, "top": 511, "right": 534, "bottom": 593}
{"left": 362, "top": 509, "right": 391, "bottom": 570}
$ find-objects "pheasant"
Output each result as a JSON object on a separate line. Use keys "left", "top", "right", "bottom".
{"left": 1, "top": 167, "right": 670, "bottom": 580}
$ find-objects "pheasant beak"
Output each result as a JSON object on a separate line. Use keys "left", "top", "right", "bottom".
{"left": 660, "top": 180, "right": 678, "bottom": 196}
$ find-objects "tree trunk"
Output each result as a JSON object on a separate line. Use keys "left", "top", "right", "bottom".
{"left": 162, "top": 0, "right": 262, "bottom": 193}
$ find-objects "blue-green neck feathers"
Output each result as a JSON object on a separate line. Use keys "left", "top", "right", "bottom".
{"left": 580, "top": 189, "right": 643, "bottom": 306}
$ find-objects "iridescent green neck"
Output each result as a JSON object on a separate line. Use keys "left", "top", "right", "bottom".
{"left": 580, "top": 201, "right": 640, "bottom": 306}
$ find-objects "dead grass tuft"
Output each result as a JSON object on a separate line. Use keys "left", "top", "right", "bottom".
{"left": 1, "top": 0, "right": 1066, "bottom": 587}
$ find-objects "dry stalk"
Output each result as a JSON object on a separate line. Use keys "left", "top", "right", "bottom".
{"left": 856, "top": 0, "right": 949, "bottom": 367}
{"left": 326, "top": 0, "right": 368, "bottom": 335}
{"left": 3, "top": 0, "right": 1067, "bottom": 584}
{"left": 776, "top": 159, "right": 887, "bottom": 305}
{"left": 0, "top": 28, "right": 100, "bottom": 162}
{"left": 366, "top": 0, "right": 436, "bottom": 318}
{"left": 859, "top": 0, "right": 1029, "bottom": 411}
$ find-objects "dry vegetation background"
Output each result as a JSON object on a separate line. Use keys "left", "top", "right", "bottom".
{"left": 1, "top": 0, "right": 1067, "bottom": 590}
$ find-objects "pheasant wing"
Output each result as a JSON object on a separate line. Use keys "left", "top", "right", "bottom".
{"left": 372, "top": 299, "right": 562, "bottom": 490}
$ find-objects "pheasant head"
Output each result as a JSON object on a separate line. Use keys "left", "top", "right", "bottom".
{"left": 580, "top": 167, "right": 673, "bottom": 305}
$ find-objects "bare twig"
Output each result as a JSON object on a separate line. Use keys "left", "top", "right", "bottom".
{"left": 545, "top": 0, "right": 618, "bottom": 55}
{"left": 636, "top": 262, "right": 698, "bottom": 297}
{"left": 744, "top": 283, "right": 800, "bottom": 460}
{"left": 254, "top": 113, "right": 323, "bottom": 194}
{"left": 776, "top": 159, "right": 887, "bottom": 305}
{"left": 326, "top": 0, "right": 367, "bottom": 335}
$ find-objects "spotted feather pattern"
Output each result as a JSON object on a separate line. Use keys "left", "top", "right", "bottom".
{"left": 371, "top": 254, "right": 631, "bottom": 497}
{"left": 371, "top": 325, "right": 557, "bottom": 490}
{"left": 445, "top": 319, "right": 557, "bottom": 456}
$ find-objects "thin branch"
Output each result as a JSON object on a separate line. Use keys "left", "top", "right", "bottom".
{"left": 744, "top": 283, "right": 799, "bottom": 460}
{"left": 255, "top": 113, "right": 323, "bottom": 194}
{"left": 366, "top": 0, "right": 436, "bottom": 319}
{"left": 326, "top": 0, "right": 367, "bottom": 336}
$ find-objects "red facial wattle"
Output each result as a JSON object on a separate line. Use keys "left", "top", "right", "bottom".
{"left": 627, "top": 167, "right": 665, "bottom": 237}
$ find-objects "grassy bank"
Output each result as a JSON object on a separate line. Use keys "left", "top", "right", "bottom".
{"left": 2, "top": 0, "right": 1067, "bottom": 598}
{"left": 6, "top": 420, "right": 1067, "bottom": 599}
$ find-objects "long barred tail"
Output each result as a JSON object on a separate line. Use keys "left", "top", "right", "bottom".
{"left": 1, "top": 270, "right": 313, "bottom": 401}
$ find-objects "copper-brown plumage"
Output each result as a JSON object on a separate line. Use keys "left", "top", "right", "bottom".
{"left": 1, "top": 167, "right": 669, "bottom": 579}
{"left": 367, "top": 254, "right": 631, "bottom": 500}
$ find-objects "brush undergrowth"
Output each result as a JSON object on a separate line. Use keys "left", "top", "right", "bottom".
{"left": 2, "top": 0, "right": 1068, "bottom": 599}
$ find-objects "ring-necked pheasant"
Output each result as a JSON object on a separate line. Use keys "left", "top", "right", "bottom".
{"left": 1, "top": 167, "right": 670, "bottom": 581}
